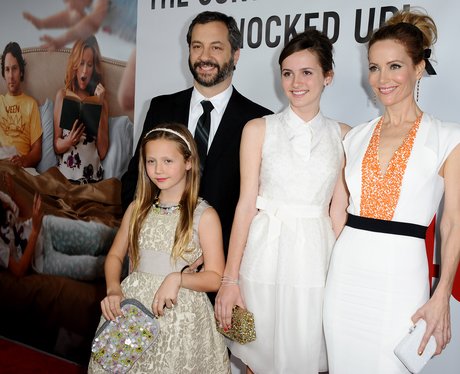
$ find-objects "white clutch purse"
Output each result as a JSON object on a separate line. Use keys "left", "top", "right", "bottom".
{"left": 394, "top": 319, "right": 436, "bottom": 373}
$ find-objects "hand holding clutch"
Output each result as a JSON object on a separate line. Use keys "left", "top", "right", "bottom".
{"left": 394, "top": 319, "right": 436, "bottom": 373}
{"left": 92, "top": 299, "right": 160, "bottom": 373}
{"left": 216, "top": 305, "right": 256, "bottom": 344}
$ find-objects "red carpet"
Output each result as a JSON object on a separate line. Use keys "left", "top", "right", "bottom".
{"left": 0, "top": 337, "right": 86, "bottom": 374}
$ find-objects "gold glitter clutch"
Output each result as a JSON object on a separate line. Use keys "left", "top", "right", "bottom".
{"left": 217, "top": 305, "right": 256, "bottom": 344}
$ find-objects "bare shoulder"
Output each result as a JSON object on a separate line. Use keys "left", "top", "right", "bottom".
{"left": 441, "top": 143, "right": 460, "bottom": 179}
{"left": 122, "top": 202, "right": 135, "bottom": 224}
{"left": 339, "top": 122, "right": 351, "bottom": 139}
{"left": 245, "top": 116, "right": 266, "bottom": 129}
{"left": 199, "top": 205, "right": 220, "bottom": 226}
{"left": 198, "top": 205, "right": 222, "bottom": 237}
{"left": 54, "top": 87, "right": 65, "bottom": 102}
{"left": 243, "top": 117, "right": 267, "bottom": 137}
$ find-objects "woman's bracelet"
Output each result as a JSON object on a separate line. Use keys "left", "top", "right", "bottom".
{"left": 221, "top": 275, "right": 239, "bottom": 286}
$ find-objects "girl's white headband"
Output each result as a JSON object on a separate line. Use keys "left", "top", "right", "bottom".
{"left": 144, "top": 127, "right": 191, "bottom": 151}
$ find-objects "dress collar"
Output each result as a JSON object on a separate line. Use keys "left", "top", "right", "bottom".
{"left": 283, "top": 106, "right": 324, "bottom": 133}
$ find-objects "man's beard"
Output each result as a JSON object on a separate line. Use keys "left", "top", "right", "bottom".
{"left": 188, "top": 56, "right": 235, "bottom": 87}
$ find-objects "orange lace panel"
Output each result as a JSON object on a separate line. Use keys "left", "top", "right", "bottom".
{"left": 360, "top": 115, "right": 422, "bottom": 220}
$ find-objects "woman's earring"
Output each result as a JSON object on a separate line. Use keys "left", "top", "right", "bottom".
{"left": 372, "top": 92, "right": 377, "bottom": 105}
{"left": 416, "top": 79, "right": 420, "bottom": 102}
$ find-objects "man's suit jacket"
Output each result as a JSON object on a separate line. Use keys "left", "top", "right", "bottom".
{"left": 121, "top": 86, "right": 272, "bottom": 253}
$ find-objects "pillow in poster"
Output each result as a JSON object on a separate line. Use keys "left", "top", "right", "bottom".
{"left": 102, "top": 116, "right": 133, "bottom": 180}
{"left": 37, "top": 98, "right": 57, "bottom": 173}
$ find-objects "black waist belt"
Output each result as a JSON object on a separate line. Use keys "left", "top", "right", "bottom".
{"left": 346, "top": 214, "right": 428, "bottom": 239}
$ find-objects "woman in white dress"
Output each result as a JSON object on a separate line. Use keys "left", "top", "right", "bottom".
{"left": 324, "top": 9, "right": 460, "bottom": 373}
{"left": 215, "top": 30, "right": 349, "bottom": 373}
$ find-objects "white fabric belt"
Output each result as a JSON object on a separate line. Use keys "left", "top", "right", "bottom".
{"left": 255, "top": 195, "right": 329, "bottom": 254}
{"left": 256, "top": 196, "right": 328, "bottom": 219}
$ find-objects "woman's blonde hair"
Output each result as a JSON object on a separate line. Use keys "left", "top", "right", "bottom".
{"left": 369, "top": 8, "right": 437, "bottom": 67}
{"left": 128, "top": 123, "right": 200, "bottom": 269}
{"left": 64, "top": 35, "right": 103, "bottom": 93}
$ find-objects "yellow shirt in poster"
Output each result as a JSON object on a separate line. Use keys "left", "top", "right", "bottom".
{"left": 0, "top": 93, "right": 42, "bottom": 156}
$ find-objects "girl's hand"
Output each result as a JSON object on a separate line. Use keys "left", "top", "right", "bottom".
{"left": 101, "top": 293, "right": 124, "bottom": 321}
{"left": 411, "top": 292, "right": 451, "bottom": 356}
{"left": 189, "top": 255, "right": 204, "bottom": 272}
{"left": 215, "top": 283, "right": 245, "bottom": 331}
{"left": 67, "top": 119, "right": 85, "bottom": 147}
{"left": 31, "top": 193, "right": 44, "bottom": 232}
{"left": 152, "top": 272, "right": 181, "bottom": 317}
{"left": 94, "top": 83, "right": 106, "bottom": 101}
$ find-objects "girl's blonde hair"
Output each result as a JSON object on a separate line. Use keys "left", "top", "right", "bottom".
{"left": 65, "top": 35, "right": 104, "bottom": 93}
{"left": 128, "top": 123, "right": 200, "bottom": 269}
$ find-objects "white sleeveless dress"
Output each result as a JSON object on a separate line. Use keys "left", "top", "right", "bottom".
{"left": 324, "top": 113, "right": 460, "bottom": 373}
{"left": 228, "top": 107, "right": 343, "bottom": 373}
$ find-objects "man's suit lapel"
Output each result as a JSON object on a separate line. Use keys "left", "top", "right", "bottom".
{"left": 207, "top": 88, "right": 243, "bottom": 161}
{"left": 174, "top": 88, "right": 192, "bottom": 125}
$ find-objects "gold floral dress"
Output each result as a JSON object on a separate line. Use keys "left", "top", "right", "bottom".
{"left": 88, "top": 199, "right": 230, "bottom": 373}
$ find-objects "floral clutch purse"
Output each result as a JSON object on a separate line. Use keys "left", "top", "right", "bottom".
{"left": 91, "top": 298, "right": 160, "bottom": 373}
{"left": 216, "top": 305, "right": 256, "bottom": 344}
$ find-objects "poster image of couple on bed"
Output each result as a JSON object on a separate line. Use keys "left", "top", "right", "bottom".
{"left": 0, "top": 0, "right": 136, "bottom": 367}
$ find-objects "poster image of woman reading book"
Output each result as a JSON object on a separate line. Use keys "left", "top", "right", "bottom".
{"left": 54, "top": 35, "right": 109, "bottom": 184}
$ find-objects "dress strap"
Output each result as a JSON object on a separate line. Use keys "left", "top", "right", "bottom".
{"left": 192, "top": 198, "right": 211, "bottom": 235}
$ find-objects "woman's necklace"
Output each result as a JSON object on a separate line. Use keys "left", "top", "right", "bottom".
{"left": 153, "top": 197, "right": 181, "bottom": 215}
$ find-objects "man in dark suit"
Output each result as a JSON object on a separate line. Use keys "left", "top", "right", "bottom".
{"left": 121, "top": 11, "right": 272, "bottom": 253}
